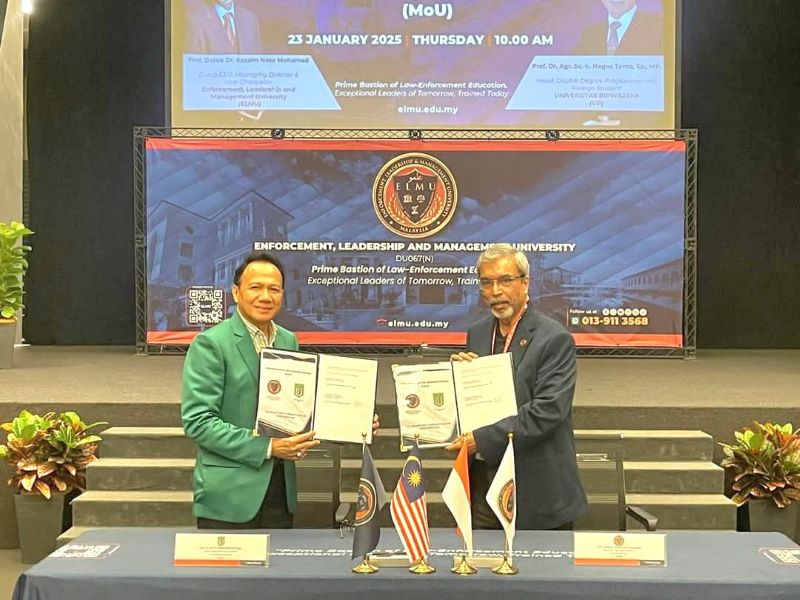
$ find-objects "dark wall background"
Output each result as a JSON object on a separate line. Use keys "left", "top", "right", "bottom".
{"left": 24, "top": 0, "right": 800, "bottom": 347}
{"left": 26, "top": 0, "right": 165, "bottom": 344}
{"left": 680, "top": 1, "right": 800, "bottom": 347}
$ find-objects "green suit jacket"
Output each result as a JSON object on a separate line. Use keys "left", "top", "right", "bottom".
{"left": 181, "top": 311, "right": 299, "bottom": 522}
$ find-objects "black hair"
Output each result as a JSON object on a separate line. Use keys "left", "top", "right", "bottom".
{"left": 233, "top": 251, "right": 286, "bottom": 287}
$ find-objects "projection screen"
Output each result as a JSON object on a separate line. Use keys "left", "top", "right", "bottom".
{"left": 169, "top": 0, "right": 678, "bottom": 130}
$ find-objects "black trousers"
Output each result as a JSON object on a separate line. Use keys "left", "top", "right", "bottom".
{"left": 470, "top": 459, "right": 573, "bottom": 531}
{"left": 197, "top": 460, "right": 293, "bottom": 530}
{"left": 470, "top": 459, "right": 503, "bottom": 529}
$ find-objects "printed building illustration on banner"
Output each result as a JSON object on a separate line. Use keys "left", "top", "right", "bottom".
{"left": 145, "top": 141, "right": 685, "bottom": 347}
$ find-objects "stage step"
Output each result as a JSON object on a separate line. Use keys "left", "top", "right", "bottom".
{"left": 339, "top": 458, "right": 723, "bottom": 496}
{"left": 87, "top": 458, "right": 195, "bottom": 491}
{"left": 100, "top": 427, "right": 714, "bottom": 462}
{"left": 73, "top": 426, "right": 729, "bottom": 535}
{"left": 70, "top": 490, "right": 194, "bottom": 527}
{"left": 625, "top": 494, "right": 737, "bottom": 529}
{"left": 57, "top": 526, "right": 94, "bottom": 547}
{"left": 85, "top": 457, "right": 723, "bottom": 497}
{"left": 65, "top": 489, "right": 737, "bottom": 536}
{"left": 624, "top": 461, "right": 724, "bottom": 494}
{"left": 339, "top": 429, "right": 714, "bottom": 461}
{"left": 100, "top": 427, "right": 195, "bottom": 459}
{"left": 597, "top": 430, "right": 714, "bottom": 461}
{"left": 339, "top": 491, "right": 737, "bottom": 531}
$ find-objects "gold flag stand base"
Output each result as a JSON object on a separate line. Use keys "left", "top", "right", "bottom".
{"left": 409, "top": 557, "right": 436, "bottom": 574}
{"left": 491, "top": 555, "right": 519, "bottom": 575}
{"left": 450, "top": 554, "right": 477, "bottom": 575}
{"left": 352, "top": 555, "right": 379, "bottom": 574}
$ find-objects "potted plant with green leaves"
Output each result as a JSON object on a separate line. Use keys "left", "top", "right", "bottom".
{"left": 0, "top": 410, "right": 105, "bottom": 563}
{"left": 719, "top": 421, "right": 800, "bottom": 540}
{"left": 0, "top": 221, "right": 33, "bottom": 369}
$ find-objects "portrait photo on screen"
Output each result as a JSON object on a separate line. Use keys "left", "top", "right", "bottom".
{"left": 168, "top": 0, "right": 677, "bottom": 130}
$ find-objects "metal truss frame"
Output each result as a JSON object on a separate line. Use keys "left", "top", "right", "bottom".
{"left": 133, "top": 127, "right": 697, "bottom": 358}
{"left": 133, "top": 129, "right": 148, "bottom": 355}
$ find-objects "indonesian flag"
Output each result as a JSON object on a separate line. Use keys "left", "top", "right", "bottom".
{"left": 441, "top": 443, "right": 473, "bottom": 556}
{"left": 486, "top": 436, "right": 516, "bottom": 555}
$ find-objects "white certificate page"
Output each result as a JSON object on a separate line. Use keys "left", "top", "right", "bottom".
{"left": 392, "top": 362, "right": 459, "bottom": 449}
{"left": 452, "top": 352, "right": 518, "bottom": 433}
{"left": 312, "top": 354, "right": 377, "bottom": 445}
{"left": 255, "top": 349, "right": 317, "bottom": 437}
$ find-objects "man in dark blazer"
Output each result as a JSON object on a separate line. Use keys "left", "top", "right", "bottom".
{"left": 184, "top": 0, "right": 263, "bottom": 54}
{"left": 448, "top": 244, "right": 587, "bottom": 530}
{"left": 574, "top": 0, "right": 663, "bottom": 55}
{"left": 182, "top": 252, "right": 320, "bottom": 528}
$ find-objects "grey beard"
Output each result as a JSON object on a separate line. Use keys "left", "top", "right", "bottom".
{"left": 490, "top": 304, "right": 514, "bottom": 321}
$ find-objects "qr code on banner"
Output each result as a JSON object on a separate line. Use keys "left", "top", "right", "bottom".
{"left": 186, "top": 287, "right": 225, "bottom": 325}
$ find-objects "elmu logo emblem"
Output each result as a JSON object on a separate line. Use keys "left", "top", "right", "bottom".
{"left": 497, "top": 481, "right": 515, "bottom": 523}
{"left": 355, "top": 479, "right": 378, "bottom": 525}
{"left": 406, "top": 394, "right": 420, "bottom": 409}
{"left": 373, "top": 153, "right": 458, "bottom": 239}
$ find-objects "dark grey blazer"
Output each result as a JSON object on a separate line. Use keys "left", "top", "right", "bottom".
{"left": 574, "top": 11, "right": 663, "bottom": 55}
{"left": 184, "top": 1, "right": 262, "bottom": 54}
{"left": 469, "top": 308, "right": 587, "bottom": 530}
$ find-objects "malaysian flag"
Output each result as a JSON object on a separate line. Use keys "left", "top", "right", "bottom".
{"left": 390, "top": 445, "right": 430, "bottom": 562}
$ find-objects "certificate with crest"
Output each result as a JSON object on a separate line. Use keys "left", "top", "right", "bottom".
{"left": 255, "top": 349, "right": 317, "bottom": 438}
{"left": 391, "top": 354, "right": 518, "bottom": 449}
{"left": 392, "top": 362, "right": 460, "bottom": 450}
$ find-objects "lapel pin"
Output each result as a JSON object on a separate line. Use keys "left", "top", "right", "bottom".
{"left": 520, "top": 339, "right": 528, "bottom": 347}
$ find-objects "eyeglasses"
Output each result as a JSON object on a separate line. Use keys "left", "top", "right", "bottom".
{"left": 478, "top": 275, "right": 526, "bottom": 290}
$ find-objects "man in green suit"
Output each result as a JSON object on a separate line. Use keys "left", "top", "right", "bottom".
{"left": 182, "top": 252, "right": 320, "bottom": 528}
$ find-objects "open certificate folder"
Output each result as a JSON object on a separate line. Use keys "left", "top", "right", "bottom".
{"left": 256, "top": 350, "right": 378, "bottom": 445}
{"left": 392, "top": 353, "right": 518, "bottom": 450}
{"left": 255, "top": 349, "right": 317, "bottom": 438}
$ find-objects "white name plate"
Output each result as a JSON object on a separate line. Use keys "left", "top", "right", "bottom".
{"left": 451, "top": 555, "right": 505, "bottom": 569}
{"left": 573, "top": 532, "right": 666, "bottom": 567}
{"left": 369, "top": 551, "right": 412, "bottom": 567}
{"left": 174, "top": 533, "right": 270, "bottom": 567}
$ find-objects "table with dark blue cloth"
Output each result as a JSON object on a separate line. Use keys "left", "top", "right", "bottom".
{"left": 12, "top": 527, "right": 800, "bottom": 600}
